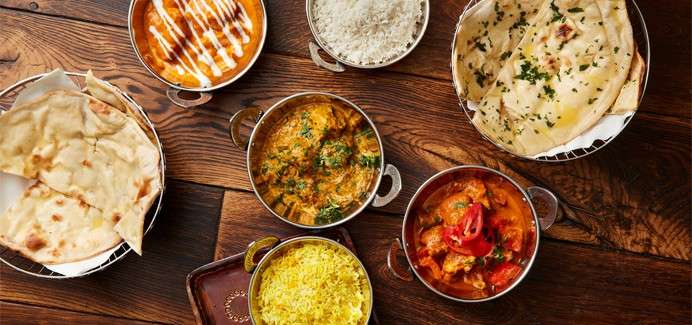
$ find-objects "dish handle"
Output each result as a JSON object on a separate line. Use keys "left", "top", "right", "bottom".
{"left": 228, "top": 107, "right": 264, "bottom": 150}
{"left": 387, "top": 238, "right": 414, "bottom": 282}
{"left": 527, "top": 186, "right": 560, "bottom": 231}
{"left": 371, "top": 164, "right": 402, "bottom": 208}
{"left": 166, "top": 87, "right": 213, "bottom": 108}
{"left": 243, "top": 235, "right": 280, "bottom": 273}
{"left": 309, "top": 41, "right": 346, "bottom": 73}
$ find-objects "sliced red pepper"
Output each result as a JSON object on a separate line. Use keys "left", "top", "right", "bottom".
{"left": 488, "top": 262, "right": 522, "bottom": 288}
{"left": 442, "top": 203, "right": 494, "bottom": 257}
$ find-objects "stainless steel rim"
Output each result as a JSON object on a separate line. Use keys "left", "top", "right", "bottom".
{"left": 246, "top": 92, "right": 387, "bottom": 229}
{"left": 127, "top": 0, "right": 268, "bottom": 92}
{"left": 305, "top": 0, "right": 430, "bottom": 69}
{"left": 400, "top": 165, "right": 541, "bottom": 302}
{"left": 450, "top": 0, "right": 650, "bottom": 162}
{"left": 0, "top": 71, "right": 166, "bottom": 279}
{"left": 247, "top": 236, "right": 374, "bottom": 324}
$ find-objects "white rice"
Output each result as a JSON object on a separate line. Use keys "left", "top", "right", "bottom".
{"left": 313, "top": 0, "right": 423, "bottom": 65}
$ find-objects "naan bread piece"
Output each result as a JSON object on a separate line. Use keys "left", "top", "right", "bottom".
{"left": 453, "top": 0, "right": 543, "bottom": 102}
{"left": 609, "top": 49, "right": 645, "bottom": 115}
{"left": 0, "top": 90, "right": 161, "bottom": 254}
{"left": 0, "top": 183, "right": 121, "bottom": 264}
{"left": 85, "top": 70, "right": 157, "bottom": 144}
{"left": 471, "top": 0, "right": 634, "bottom": 156}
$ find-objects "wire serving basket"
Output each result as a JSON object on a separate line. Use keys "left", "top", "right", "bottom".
{"left": 451, "top": 0, "right": 650, "bottom": 162}
{"left": 0, "top": 71, "right": 166, "bottom": 278}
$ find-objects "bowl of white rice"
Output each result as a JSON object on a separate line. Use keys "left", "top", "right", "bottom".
{"left": 306, "top": 0, "right": 430, "bottom": 71}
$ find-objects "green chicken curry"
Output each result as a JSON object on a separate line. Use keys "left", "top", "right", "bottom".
{"left": 253, "top": 99, "right": 381, "bottom": 226}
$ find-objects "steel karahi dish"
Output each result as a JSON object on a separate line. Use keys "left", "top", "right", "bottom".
{"left": 230, "top": 92, "right": 401, "bottom": 229}
{"left": 253, "top": 98, "right": 381, "bottom": 226}
{"left": 452, "top": 0, "right": 647, "bottom": 159}
{"left": 388, "top": 165, "right": 558, "bottom": 302}
{"left": 245, "top": 236, "right": 373, "bottom": 325}
{"left": 413, "top": 171, "right": 535, "bottom": 299}
{"left": 0, "top": 70, "right": 163, "bottom": 273}
{"left": 128, "top": 0, "right": 267, "bottom": 107}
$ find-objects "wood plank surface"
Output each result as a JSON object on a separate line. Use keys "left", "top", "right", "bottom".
{"left": 2, "top": 0, "right": 689, "bottom": 118}
{"left": 0, "top": 180, "right": 223, "bottom": 324}
{"left": 216, "top": 190, "right": 691, "bottom": 325}
{"left": 0, "top": 8, "right": 688, "bottom": 260}
{"left": 0, "top": 301, "right": 160, "bottom": 325}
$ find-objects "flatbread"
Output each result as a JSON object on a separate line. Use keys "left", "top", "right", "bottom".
{"left": 453, "top": 0, "right": 542, "bottom": 102}
{"left": 0, "top": 90, "right": 161, "bottom": 254}
{"left": 0, "top": 183, "right": 122, "bottom": 264}
{"left": 85, "top": 70, "right": 157, "bottom": 144}
{"left": 610, "top": 48, "right": 645, "bottom": 115}
{"left": 470, "top": 0, "right": 634, "bottom": 156}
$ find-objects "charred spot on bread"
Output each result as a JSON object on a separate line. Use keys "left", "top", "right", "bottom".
{"left": 90, "top": 101, "right": 112, "bottom": 115}
{"left": 51, "top": 214, "right": 63, "bottom": 222}
{"left": 25, "top": 233, "right": 47, "bottom": 251}
{"left": 134, "top": 177, "right": 152, "bottom": 202}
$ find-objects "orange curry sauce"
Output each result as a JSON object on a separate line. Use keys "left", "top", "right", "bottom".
{"left": 133, "top": 0, "right": 264, "bottom": 88}
{"left": 412, "top": 173, "right": 536, "bottom": 299}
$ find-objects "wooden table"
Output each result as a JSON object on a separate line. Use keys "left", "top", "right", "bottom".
{"left": 0, "top": 1, "right": 690, "bottom": 324}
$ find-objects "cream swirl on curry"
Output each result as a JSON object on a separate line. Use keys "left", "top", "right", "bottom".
{"left": 133, "top": 0, "right": 264, "bottom": 88}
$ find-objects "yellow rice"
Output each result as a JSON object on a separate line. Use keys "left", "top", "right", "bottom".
{"left": 256, "top": 242, "right": 369, "bottom": 325}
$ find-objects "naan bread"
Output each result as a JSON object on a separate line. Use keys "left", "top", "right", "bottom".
{"left": 453, "top": 0, "right": 542, "bottom": 102}
{"left": 0, "top": 90, "right": 161, "bottom": 254}
{"left": 471, "top": 0, "right": 634, "bottom": 156}
{"left": 0, "top": 183, "right": 122, "bottom": 264}
{"left": 85, "top": 70, "right": 157, "bottom": 144}
{"left": 610, "top": 49, "right": 645, "bottom": 115}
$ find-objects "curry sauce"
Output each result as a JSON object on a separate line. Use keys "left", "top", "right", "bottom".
{"left": 253, "top": 100, "right": 380, "bottom": 226}
{"left": 134, "top": 0, "right": 264, "bottom": 88}
{"left": 412, "top": 173, "right": 535, "bottom": 299}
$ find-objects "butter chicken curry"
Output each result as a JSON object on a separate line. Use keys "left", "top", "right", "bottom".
{"left": 134, "top": 0, "right": 264, "bottom": 88}
{"left": 413, "top": 173, "right": 536, "bottom": 299}
{"left": 253, "top": 99, "right": 381, "bottom": 226}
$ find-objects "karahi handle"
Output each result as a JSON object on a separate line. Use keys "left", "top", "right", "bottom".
{"left": 527, "top": 186, "right": 560, "bottom": 231}
{"left": 166, "top": 87, "right": 213, "bottom": 108}
{"left": 372, "top": 164, "right": 402, "bottom": 207}
{"left": 228, "top": 107, "right": 263, "bottom": 150}
{"left": 243, "top": 235, "right": 280, "bottom": 273}
{"left": 309, "top": 41, "right": 346, "bottom": 73}
{"left": 387, "top": 238, "right": 414, "bottom": 282}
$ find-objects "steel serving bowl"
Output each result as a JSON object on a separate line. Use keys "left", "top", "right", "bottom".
{"left": 243, "top": 235, "right": 374, "bottom": 324}
{"left": 450, "top": 0, "right": 650, "bottom": 162}
{"left": 128, "top": 0, "right": 268, "bottom": 108}
{"left": 305, "top": 0, "right": 430, "bottom": 72}
{"left": 229, "top": 92, "right": 401, "bottom": 229}
{"left": 387, "top": 165, "right": 559, "bottom": 302}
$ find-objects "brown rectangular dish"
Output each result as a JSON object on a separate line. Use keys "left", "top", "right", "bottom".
{"left": 186, "top": 227, "right": 378, "bottom": 324}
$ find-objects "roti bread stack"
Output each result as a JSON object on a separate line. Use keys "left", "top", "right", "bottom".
{"left": 0, "top": 70, "right": 161, "bottom": 264}
{"left": 453, "top": 0, "right": 643, "bottom": 156}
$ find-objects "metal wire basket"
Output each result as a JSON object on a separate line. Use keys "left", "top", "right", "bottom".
{"left": 0, "top": 71, "right": 166, "bottom": 278}
{"left": 451, "top": 0, "right": 650, "bottom": 162}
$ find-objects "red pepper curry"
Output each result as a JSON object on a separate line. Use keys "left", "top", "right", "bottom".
{"left": 413, "top": 173, "right": 536, "bottom": 299}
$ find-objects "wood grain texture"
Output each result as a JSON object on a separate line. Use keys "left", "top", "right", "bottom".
{"left": 1, "top": 0, "right": 689, "bottom": 118}
{"left": 0, "top": 301, "right": 160, "bottom": 325}
{"left": 0, "top": 180, "right": 223, "bottom": 324}
{"left": 216, "top": 190, "right": 691, "bottom": 325}
{"left": 0, "top": 8, "right": 689, "bottom": 260}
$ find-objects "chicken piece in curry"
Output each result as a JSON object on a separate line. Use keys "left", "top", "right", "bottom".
{"left": 413, "top": 174, "right": 536, "bottom": 299}
{"left": 253, "top": 100, "right": 380, "bottom": 226}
